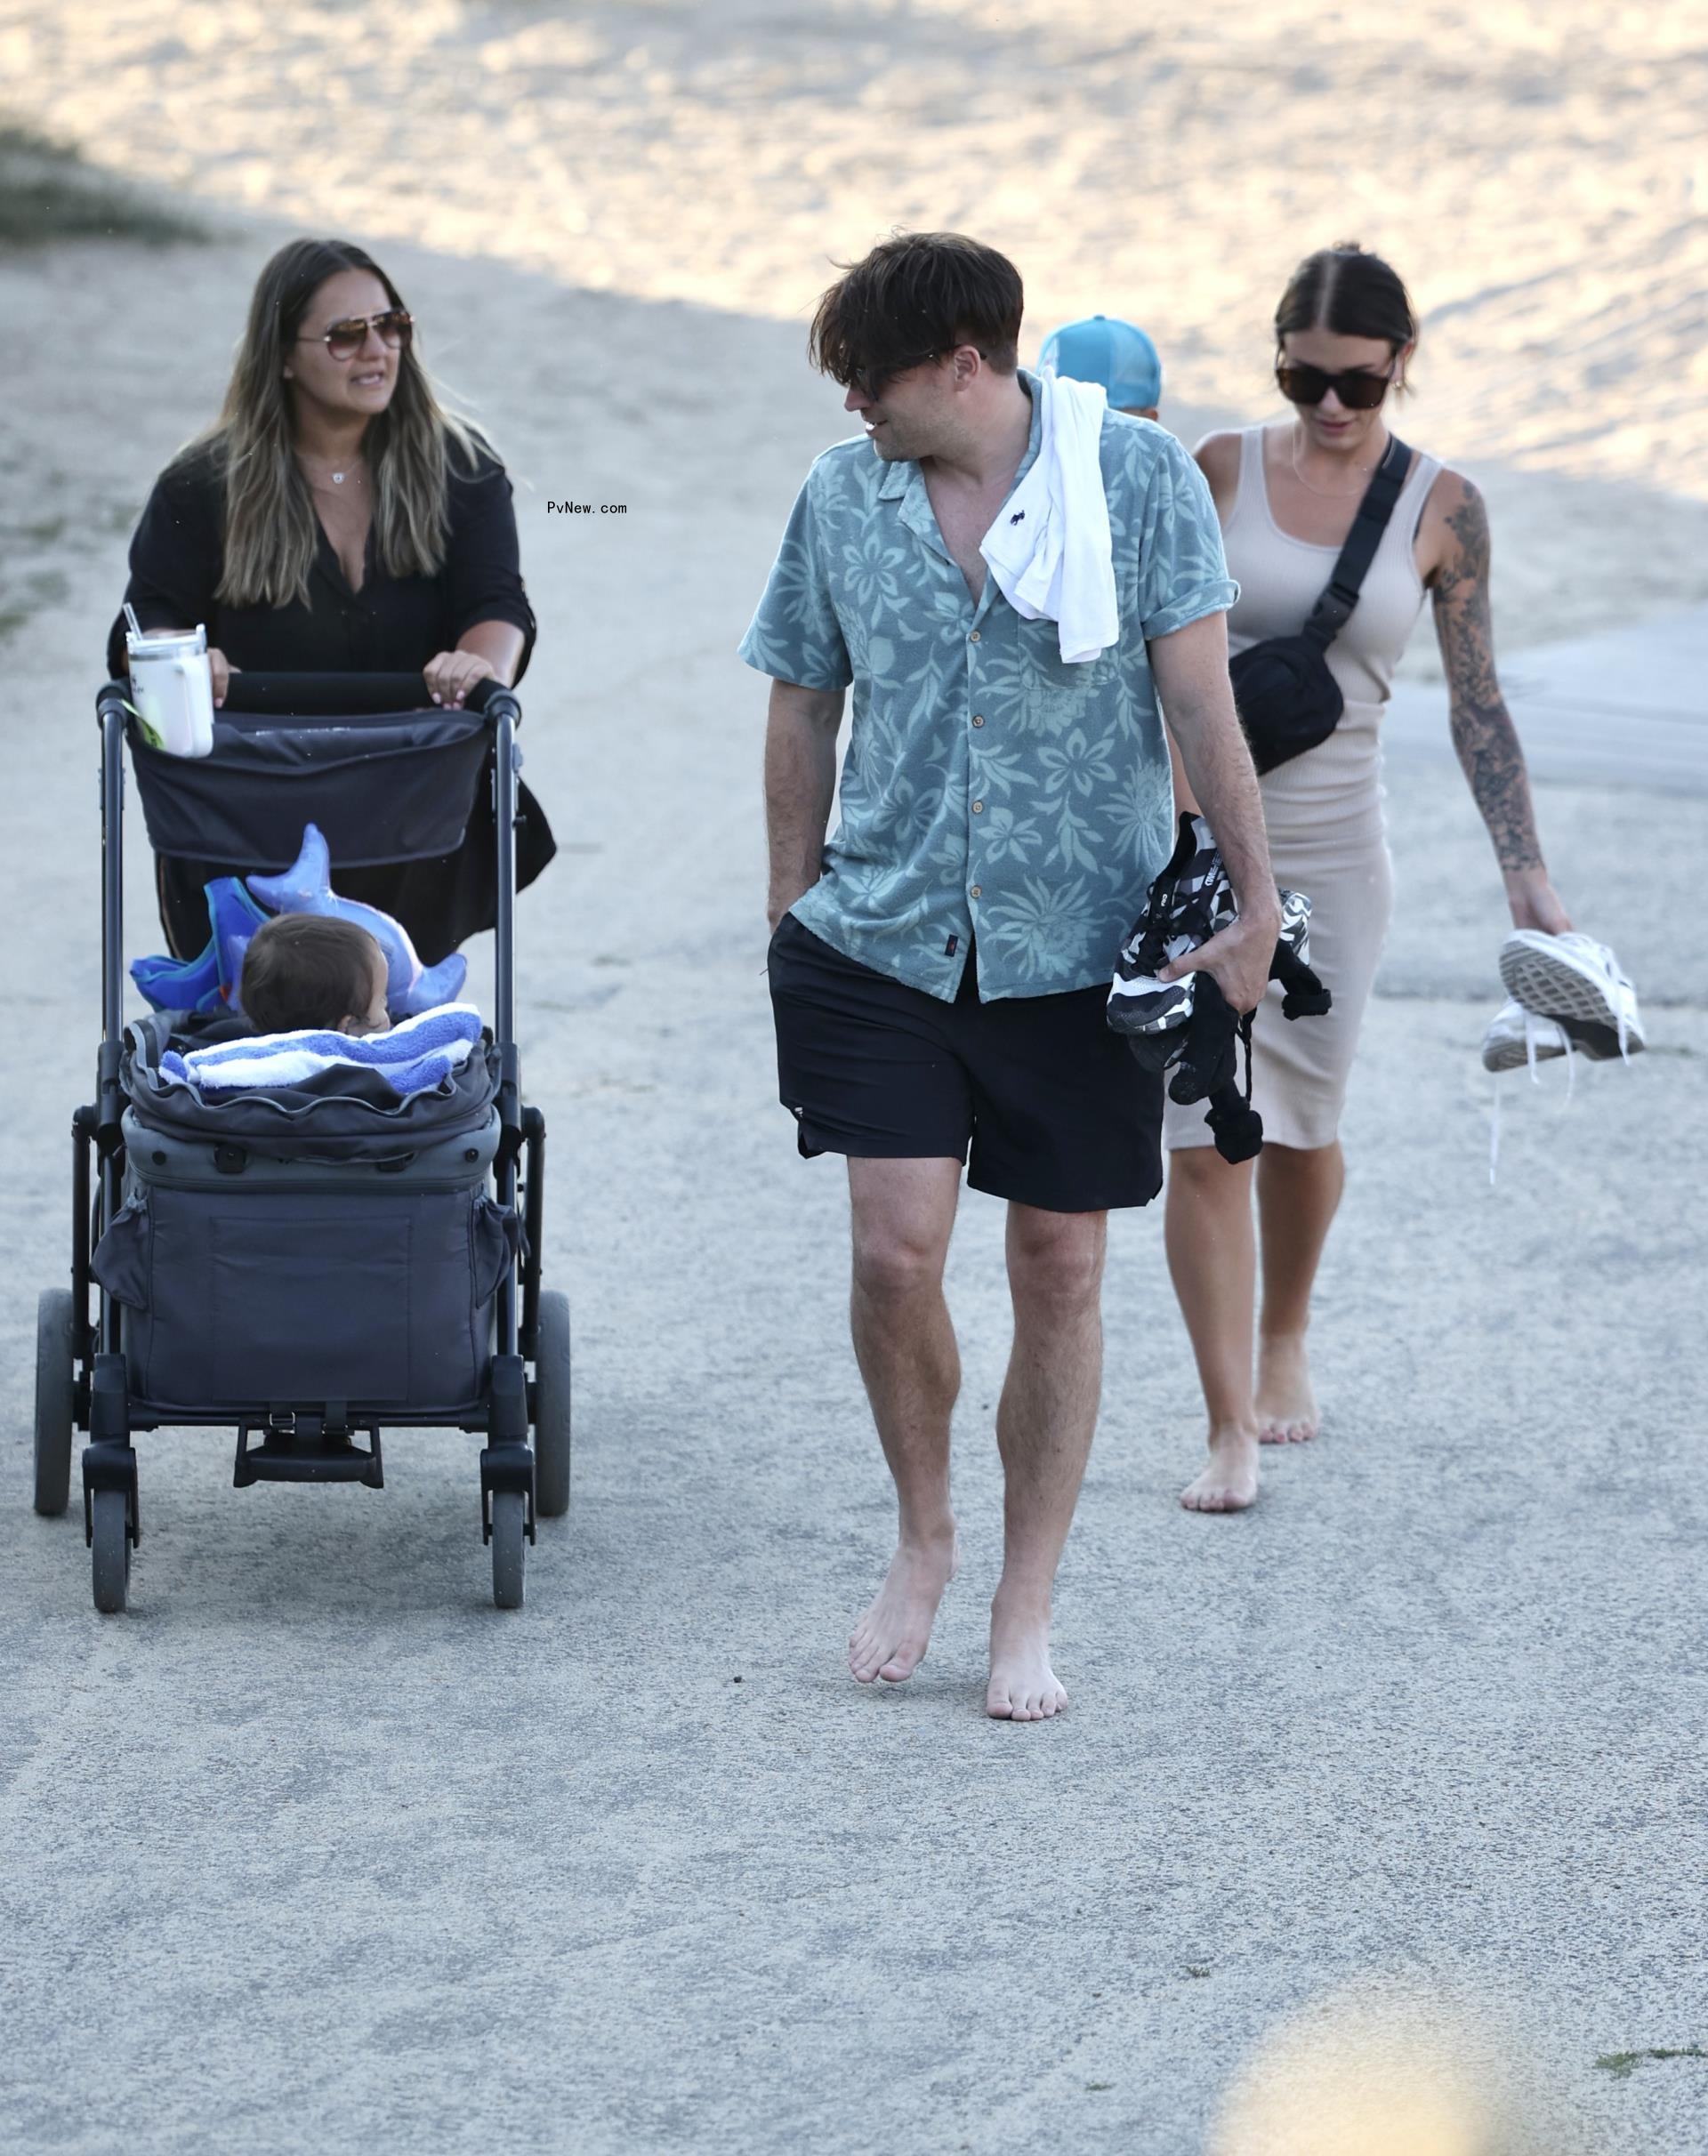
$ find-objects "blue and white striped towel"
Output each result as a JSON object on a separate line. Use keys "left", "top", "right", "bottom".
{"left": 161, "top": 1004, "right": 484, "bottom": 1098}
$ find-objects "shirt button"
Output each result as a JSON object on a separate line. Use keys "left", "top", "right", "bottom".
{"left": 970, "top": 884, "right": 982, "bottom": 898}
{"left": 971, "top": 713, "right": 985, "bottom": 727}
{"left": 971, "top": 800, "right": 984, "bottom": 814}
{"left": 968, "top": 630, "right": 981, "bottom": 643}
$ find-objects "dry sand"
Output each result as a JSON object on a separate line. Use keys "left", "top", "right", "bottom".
{"left": 6, "top": 0, "right": 1708, "bottom": 680}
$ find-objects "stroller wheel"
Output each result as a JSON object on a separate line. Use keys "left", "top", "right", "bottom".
{"left": 490, "top": 1491, "right": 527, "bottom": 1610}
{"left": 533, "top": 1290, "right": 572, "bottom": 1519}
{"left": 91, "top": 1489, "right": 131, "bottom": 1614}
{"left": 34, "top": 1288, "right": 77, "bottom": 1517}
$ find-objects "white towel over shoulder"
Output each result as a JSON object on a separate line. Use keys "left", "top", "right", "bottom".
{"left": 979, "top": 371, "right": 1118, "bottom": 664}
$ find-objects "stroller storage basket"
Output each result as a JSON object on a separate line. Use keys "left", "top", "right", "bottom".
{"left": 128, "top": 696, "right": 493, "bottom": 872}
{"left": 96, "top": 1114, "right": 517, "bottom": 1420}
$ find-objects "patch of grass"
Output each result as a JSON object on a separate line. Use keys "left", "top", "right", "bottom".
{"left": 0, "top": 567, "right": 69, "bottom": 645}
{"left": 1595, "top": 2044, "right": 1707, "bottom": 2080}
{"left": 0, "top": 118, "right": 205, "bottom": 247}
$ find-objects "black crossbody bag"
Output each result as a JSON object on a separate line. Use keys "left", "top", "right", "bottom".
{"left": 1229, "top": 433, "right": 1412, "bottom": 775}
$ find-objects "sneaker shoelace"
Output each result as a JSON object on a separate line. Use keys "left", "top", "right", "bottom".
{"left": 1489, "top": 1006, "right": 1575, "bottom": 1186}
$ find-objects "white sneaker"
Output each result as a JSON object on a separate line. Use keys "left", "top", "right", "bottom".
{"left": 1498, "top": 930, "right": 1645, "bottom": 1060}
{"left": 1480, "top": 998, "right": 1571, "bottom": 1075}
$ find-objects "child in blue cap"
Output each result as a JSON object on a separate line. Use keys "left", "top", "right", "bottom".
{"left": 1038, "top": 314, "right": 1162, "bottom": 419}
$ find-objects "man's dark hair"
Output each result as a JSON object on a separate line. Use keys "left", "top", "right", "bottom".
{"left": 809, "top": 231, "right": 1024, "bottom": 390}
{"left": 239, "top": 913, "right": 383, "bottom": 1034}
{"left": 1275, "top": 241, "right": 1417, "bottom": 358}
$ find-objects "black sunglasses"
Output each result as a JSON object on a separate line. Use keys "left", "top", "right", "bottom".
{"left": 298, "top": 309, "right": 414, "bottom": 361}
{"left": 847, "top": 350, "right": 945, "bottom": 400}
{"left": 1276, "top": 359, "right": 1394, "bottom": 411}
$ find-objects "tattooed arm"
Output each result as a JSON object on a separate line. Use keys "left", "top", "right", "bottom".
{"left": 1428, "top": 474, "right": 1571, "bottom": 931}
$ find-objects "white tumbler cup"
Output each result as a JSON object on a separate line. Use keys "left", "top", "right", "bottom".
{"left": 126, "top": 623, "right": 216, "bottom": 758}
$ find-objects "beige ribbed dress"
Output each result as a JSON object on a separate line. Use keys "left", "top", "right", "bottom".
{"left": 1164, "top": 424, "right": 1442, "bottom": 1153}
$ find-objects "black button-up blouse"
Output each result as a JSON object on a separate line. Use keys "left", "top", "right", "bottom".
{"left": 107, "top": 437, "right": 536, "bottom": 681}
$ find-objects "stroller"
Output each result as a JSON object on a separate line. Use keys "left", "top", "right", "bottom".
{"left": 32, "top": 672, "right": 568, "bottom": 1613}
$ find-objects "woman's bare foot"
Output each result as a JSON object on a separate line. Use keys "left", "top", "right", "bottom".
{"left": 1255, "top": 1331, "right": 1320, "bottom": 1444}
{"left": 1180, "top": 1421, "right": 1260, "bottom": 1511}
{"left": 848, "top": 1530, "right": 958, "bottom": 1685}
{"left": 986, "top": 1590, "right": 1067, "bottom": 1720}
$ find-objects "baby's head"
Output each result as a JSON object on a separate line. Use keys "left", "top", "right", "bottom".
{"left": 239, "top": 915, "right": 390, "bottom": 1037}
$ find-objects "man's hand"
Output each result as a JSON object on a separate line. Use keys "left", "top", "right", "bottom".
{"left": 767, "top": 888, "right": 811, "bottom": 935}
{"left": 1147, "top": 613, "right": 1278, "bottom": 981}
{"left": 765, "top": 679, "right": 843, "bottom": 931}
{"left": 1158, "top": 908, "right": 1278, "bottom": 1016}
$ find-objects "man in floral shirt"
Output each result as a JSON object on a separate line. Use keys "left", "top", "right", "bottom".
{"left": 742, "top": 233, "right": 1276, "bottom": 1720}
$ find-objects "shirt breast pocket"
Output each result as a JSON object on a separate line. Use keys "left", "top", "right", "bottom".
{"left": 1016, "top": 617, "right": 1116, "bottom": 731}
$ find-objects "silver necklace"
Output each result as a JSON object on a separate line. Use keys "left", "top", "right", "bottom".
{"left": 302, "top": 453, "right": 362, "bottom": 489}
{"left": 1289, "top": 426, "right": 1384, "bottom": 499}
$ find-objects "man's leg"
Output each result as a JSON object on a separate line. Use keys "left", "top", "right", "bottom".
{"left": 845, "top": 1154, "right": 965, "bottom": 1685}
{"left": 987, "top": 1203, "right": 1108, "bottom": 1721}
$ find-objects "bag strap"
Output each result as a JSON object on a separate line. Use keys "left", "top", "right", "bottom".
{"left": 1300, "top": 433, "right": 1414, "bottom": 651}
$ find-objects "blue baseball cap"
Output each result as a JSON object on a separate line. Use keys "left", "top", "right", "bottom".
{"left": 1039, "top": 314, "right": 1163, "bottom": 410}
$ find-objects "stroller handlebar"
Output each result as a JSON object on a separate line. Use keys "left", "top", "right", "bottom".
{"left": 224, "top": 671, "right": 438, "bottom": 716}
{"left": 98, "top": 672, "right": 520, "bottom": 724}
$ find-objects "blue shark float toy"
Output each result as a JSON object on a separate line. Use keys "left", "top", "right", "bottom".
{"left": 132, "top": 823, "right": 468, "bottom": 1018}
{"left": 248, "top": 825, "right": 468, "bottom": 1014}
{"left": 130, "top": 876, "right": 270, "bottom": 1017}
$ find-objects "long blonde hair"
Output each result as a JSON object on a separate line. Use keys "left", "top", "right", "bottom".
{"left": 180, "top": 238, "right": 481, "bottom": 608}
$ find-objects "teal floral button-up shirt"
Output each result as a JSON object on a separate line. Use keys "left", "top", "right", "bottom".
{"left": 739, "top": 374, "right": 1238, "bottom": 1001}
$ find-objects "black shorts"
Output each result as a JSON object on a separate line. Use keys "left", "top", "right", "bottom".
{"left": 767, "top": 914, "right": 1164, "bottom": 1214}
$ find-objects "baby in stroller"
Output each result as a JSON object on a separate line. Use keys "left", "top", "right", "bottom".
{"left": 168, "top": 916, "right": 481, "bottom": 1099}
{"left": 157, "top": 893, "right": 483, "bottom": 1102}
{"left": 239, "top": 915, "right": 391, "bottom": 1039}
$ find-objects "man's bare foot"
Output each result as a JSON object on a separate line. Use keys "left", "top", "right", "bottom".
{"left": 1180, "top": 1421, "right": 1260, "bottom": 1511}
{"left": 848, "top": 1530, "right": 958, "bottom": 1685}
{"left": 986, "top": 1590, "right": 1067, "bottom": 1721}
{"left": 1255, "top": 1331, "right": 1320, "bottom": 1444}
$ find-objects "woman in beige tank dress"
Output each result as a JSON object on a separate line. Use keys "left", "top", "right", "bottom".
{"left": 1167, "top": 245, "right": 1571, "bottom": 1513}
